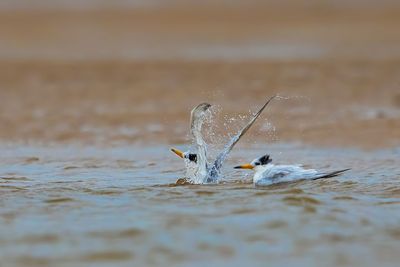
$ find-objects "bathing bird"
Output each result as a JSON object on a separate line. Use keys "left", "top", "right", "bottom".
{"left": 234, "top": 154, "right": 350, "bottom": 186}
{"left": 171, "top": 95, "right": 276, "bottom": 184}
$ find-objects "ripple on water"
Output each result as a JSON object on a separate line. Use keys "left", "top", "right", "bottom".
{"left": 253, "top": 191, "right": 269, "bottom": 196}
{"left": 303, "top": 205, "right": 317, "bottom": 213}
{"left": 282, "top": 196, "right": 321, "bottom": 206}
{"left": 216, "top": 245, "right": 235, "bottom": 258}
{"left": 165, "top": 215, "right": 201, "bottom": 229}
{"left": 195, "top": 190, "right": 216, "bottom": 196}
{"left": 376, "top": 200, "right": 400, "bottom": 205}
{"left": 155, "top": 178, "right": 189, "bottom": 186}
{"left": 63, "top": 166, "right": 79, "bottom": 170}
{"left": 321, "top": 233, "right": 356, "bottom": 243}
{"left": 330, "top": 208, "right": 347, "bottom": 214}
{"left": 386, "top": 228, "right": 400, "bottom": 240}
{"left": 19, "top": 234, "right": 59, "bottom": 244}
{"left": 279, "top": 188, "right": 305, "bottom": 194}
{"left": 0, "top": 185, "right": 27, "bottom": 191}
{"left": 83, "top": 188, "right": 124, "bottom": 195}
{"left": 230, "top": 208, "right": 258, "bottom": 215}
{"left": 16, "top": 256, "right": 51, "bottom": 267}
{"left": 263, "top": 220, "right": 289, "bottom": 229}
{"left": 383, "top": 186, "right": 400, "bottom": 196}
{"left": 0, "top": 176, "right": 32, "bottom": 181}
{"left": 340, "top": 181, "right": 358, "bottom": 189}
{"left": 332, "top": 196, "right": 358, "bottom": 201}
{"left": 116, "top": 160, "right": 135, "bottom": 168}
{"left": 44, "top": 197, "right": 75, "bottom": 204}
{"left": 88, "top": 228, "right": 144, "bottom": 239}
{"left": 1, "top": 212, "right": 17, "bottom": 222}
{"left": 195, "top": 243, "right": 235, "bottom": 258}
{"left": 254, "top": 187, "right": 305, "bottom": 196}
{"left": 245, "top": 234, "right": 276, "bottom": 243}
{"left": 23, "top": 157, "right": 40, "bottom": 164}
{"left": 147, "top": 246, "right": 186, "bottom": 264}
{"left": 81, "top": 251, "right": 133, "bottom": 262}
{"left": 153, "top": 190, "right": 187, "bottom": 201}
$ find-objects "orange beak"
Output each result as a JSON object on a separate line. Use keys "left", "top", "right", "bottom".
{"left": 234, "top": 163, "right": 254, "bottom": 170}
{"left": 170, "top": 148, "right": 184, "bottom": 159}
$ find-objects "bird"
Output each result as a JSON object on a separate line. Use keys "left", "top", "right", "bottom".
{"left": 234, "top": 154, "right": 350, "bottom": 186}
{"left": 171, "top": 96, "right": 276, "bottom": 184}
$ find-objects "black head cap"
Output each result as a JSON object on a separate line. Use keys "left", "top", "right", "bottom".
{"left": 187, "top": 153, "right": 198, "bottom": 163}
{"left": 258, "top": 154, "right": 272, "bottom": 165}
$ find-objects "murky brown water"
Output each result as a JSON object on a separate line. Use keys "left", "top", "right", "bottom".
{"left": 1, "top": 1, "right": 400, "bottom": 267}
{"left": 0, "top": 144, "right": 399, "bottom": 267}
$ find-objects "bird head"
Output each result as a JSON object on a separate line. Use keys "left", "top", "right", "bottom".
{"left": 170, "top": 148, "right": 198, "bottom": 163}
{"left": 234, "top": 154, "right": 272, "bottom": 171}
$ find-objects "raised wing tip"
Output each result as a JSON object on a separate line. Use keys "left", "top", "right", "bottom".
{"left": 192, "top": 103, "right": 212, "bottom": 113}
{"left": 210, "top": 95, "right": 277, "bottom": 173}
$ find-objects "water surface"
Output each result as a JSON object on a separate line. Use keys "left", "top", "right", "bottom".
{"left": 1, "top": 143, "right": 399, "bottom": 267}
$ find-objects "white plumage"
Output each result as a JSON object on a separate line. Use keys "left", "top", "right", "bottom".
{"left": 235, "top": 155, "right": 349, "bottom": 186}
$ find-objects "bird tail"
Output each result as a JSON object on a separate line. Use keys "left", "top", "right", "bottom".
{"left": 312, "top": 169, "right": 351, "bottom": 180}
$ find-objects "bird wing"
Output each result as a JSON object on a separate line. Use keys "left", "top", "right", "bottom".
{"left": 209, "top": 95, "right": 276, "bottom": 177}
{"left": 312, "top": 169, "right": 351, "bottom": 180}
{"left": 269, "top": 167, "right": 349, "bottom": 181}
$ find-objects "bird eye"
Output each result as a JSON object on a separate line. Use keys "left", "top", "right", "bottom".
{"left": 188, "top": 154, "right": 197, "bottom": 163}
{"left": 254, "top": 162, "right": 260, "bottom": 166}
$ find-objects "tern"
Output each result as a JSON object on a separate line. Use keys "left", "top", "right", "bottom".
{"left": 171, "top": 96, "right": 276, "bottom": 184}
{"left": 234, "top": 154, "right": 350, "bottom": 186}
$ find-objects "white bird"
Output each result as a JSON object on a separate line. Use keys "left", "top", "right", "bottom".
{"left": 234, "top": 154, "right": 350, "bottom": 186}
{"left": 171, "top": 96, "right": 276, "bottom": 184}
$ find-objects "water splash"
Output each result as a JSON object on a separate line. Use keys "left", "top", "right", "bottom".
{"left": 184, "top": 96, "right": 276, "bottom": 184}
{"left": 275, "top": 94, "right": 311, "bottom": 102}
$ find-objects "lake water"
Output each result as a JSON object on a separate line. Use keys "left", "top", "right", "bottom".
{"left": 1, "top": 143, "right": 399, "bottom": 267}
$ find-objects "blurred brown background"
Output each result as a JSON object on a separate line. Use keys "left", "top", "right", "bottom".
{"left": 0, "top": 0, "right": 399, "bottom": 148}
